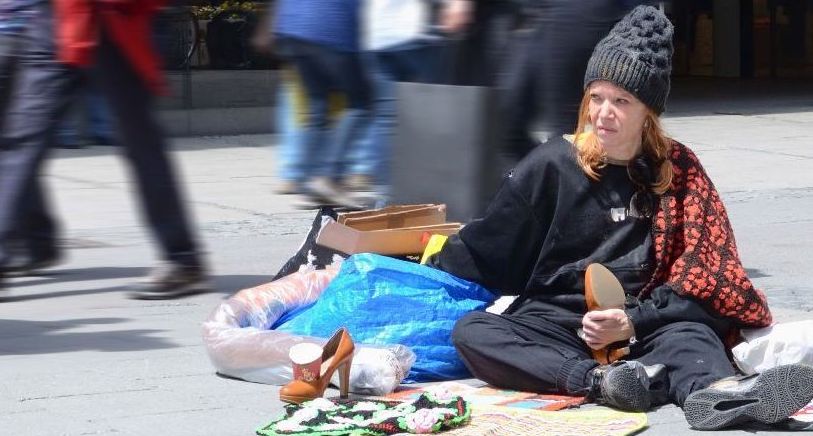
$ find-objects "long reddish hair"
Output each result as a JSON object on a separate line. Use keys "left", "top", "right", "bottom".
{"left": 572, "top": 91, "right": 674, "bottom": 195}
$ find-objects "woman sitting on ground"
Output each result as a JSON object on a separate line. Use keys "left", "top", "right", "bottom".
{"left": 429, "top": 5, "right": 813, "bottom": 431}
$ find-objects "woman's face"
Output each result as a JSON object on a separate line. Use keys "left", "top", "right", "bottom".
{"left": 587, "top": 81, "right": 649, "bottom": 159}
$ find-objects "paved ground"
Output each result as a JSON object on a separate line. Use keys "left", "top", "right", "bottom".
{"left": 2, "top": 79, "right": 813, "bottom": 435}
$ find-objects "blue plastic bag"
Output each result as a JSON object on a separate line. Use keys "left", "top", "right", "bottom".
{"left": 277, "top": 253, "right": 497, "bottom": 382}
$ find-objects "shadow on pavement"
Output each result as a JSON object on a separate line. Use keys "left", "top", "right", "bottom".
{"left": 11, "top": 266, "right": 149, "bottom": 288}
{"left": 1, "top": 272, "right": 270, "bottom": 302}
{"left": 744, "top": 268, "right": 770, "bottom": 279}
{"left": 0, "top": 317, "right": 176, "bottom": 355}
{"left": 0, "top": 284, "right": 128, "bottom": 303}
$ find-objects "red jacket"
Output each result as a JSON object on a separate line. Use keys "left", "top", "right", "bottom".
{"left": 54, "top": 0, "right": 168, "bottom": 94}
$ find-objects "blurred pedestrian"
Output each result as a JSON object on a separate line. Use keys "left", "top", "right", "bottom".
{"left": 250, "top": 14, "right": 307, "bottom": 195}
{"left": 0, "top": 1, "right": 27, "bottom": 113}
{"left": 0, "top": 0, "right": 208, "bottom": 299}
{"left": 498, "top": 1, "right": 646, "bottom": 161}
{"left": 0, "top": 0, "right": 63, "bottom": 277}
{"left": 57, "top": 83, "right": 115, "bottom": 148}
{"left": 272, "top": 68, "right": 308, "bottom": 194}
{"left": 356, "top": 0, "right": 475, "bottom": 199}
{"left": 250, "top": 19, "right": 347, "bottom": 198}
{"left": 272, "top": 0, "right": 372, "bottom": 207}
{"left": 270, "top": 71, "right": 348, "bottom": 195}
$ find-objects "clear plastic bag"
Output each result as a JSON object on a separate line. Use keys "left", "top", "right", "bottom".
{"left": 732, "top": 321, "right": 813, "bottom": 375}
{"left": 201, "top": 268, "right": 415, "bottom": 395}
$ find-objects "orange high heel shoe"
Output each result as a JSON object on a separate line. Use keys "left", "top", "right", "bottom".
{"left": 279, "top": 327, "right": 355, "bottom": 404}
{"left": 584, "top": 264, "right": 630, "bottom": 364}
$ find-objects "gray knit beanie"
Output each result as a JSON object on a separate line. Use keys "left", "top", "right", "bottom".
{"left": 584, "top": 5, "right": 674, "bottom": 114}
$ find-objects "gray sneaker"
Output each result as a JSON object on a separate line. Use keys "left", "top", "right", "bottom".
{"left": 589, "top": 360, "right": 666, "bottom": 412}
{"left": 684, "top": 364, "right": 813, "bottom": 430}
{"left": 129, "top": 262, "right": 211, "bottom": 300}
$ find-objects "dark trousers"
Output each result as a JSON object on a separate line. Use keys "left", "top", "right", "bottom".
{"left": 449, "top": 1, "right": 518, "bottom": 87}
{"left": 0, "top": 30, "right": 59, "bottom": 256}
{"left": 498, "top": 2, "right": 636, "bottom": 159}
{"left": 0, "top": 32, "right": 18, "bottom": 120}
{"left": 278, "top": 38, "right": 372, "bottom": 181}
{"left": 0, "top": 8, "right": 199, "bottom": 267}
{"left": 452, "top": 300, "right": 736, "bottom": 406}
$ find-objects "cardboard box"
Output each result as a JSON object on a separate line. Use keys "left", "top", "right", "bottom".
{"left": 316, "top": 204, "right": 463, "bottom": 255}
{"left": 336, "top": 204, "right": 438, "bottom": 224}
{"left": 339, "top": 204, "right": 447, "bottom": 231}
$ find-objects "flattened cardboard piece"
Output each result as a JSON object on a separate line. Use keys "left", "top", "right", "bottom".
{"left": 341, "top": 205, "right": 446, "bottom": 231}
{"left": 316, "top": 221, "right": 463, "bottom": 255}
{"left": 336, "top": 204, "right": 439, "bottom": 225}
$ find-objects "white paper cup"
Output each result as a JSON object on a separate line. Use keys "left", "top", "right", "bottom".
{"left": 289, "top": 342, "right": 323, "bottom": 382}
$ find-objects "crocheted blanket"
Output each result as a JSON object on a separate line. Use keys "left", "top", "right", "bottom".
{"left": 643, "top": 142, "right": 772, "bottom": 328}
{"left": 257, "top": 391, "right": 470, "bottom": 436}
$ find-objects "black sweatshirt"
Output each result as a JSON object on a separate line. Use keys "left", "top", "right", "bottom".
{"left": 429, "top": 136, "right": 731, "bottom": 339}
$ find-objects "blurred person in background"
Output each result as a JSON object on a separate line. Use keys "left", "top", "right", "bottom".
{"left": 0, "top": 0, "right": 63, "bottom": 278}
{"left": 250, "top": 12, "right": 310, "bottom": 196}
{"left": 271, "top": 68, "right": 308, "bottom": 195}
{"left": 251, "top": 15, "right": 348, "bottom": 198}
{"left": 0, "top": 0, "right": 209, "bottom": 299}
{"left": 356, "top": 0, "right": 475, "bottom": 201}
{"left": 271, "top": 0, "right": 372, "bottom": 207}
{"left": 57, "top": 83, "right": 115, "bottom": 149}
{"left": 447, "top": 0, "right": 516, "bottom": 87}
{"left": 268, "top": 72, "right": 348, "bottom": 196}
{"left": 0, "top": 1, "right": 32, "bottom": 108}
{"left": 498, "top": 0, "right": 645, "bottom": 161}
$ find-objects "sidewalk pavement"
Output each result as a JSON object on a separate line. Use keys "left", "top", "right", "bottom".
{"left": 2, "top": 105, "right": 813, "bottom": 435}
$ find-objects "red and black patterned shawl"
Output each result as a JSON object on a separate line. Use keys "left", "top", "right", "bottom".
{"left": 641, "top": 141, "right": 773, "bottom": 328}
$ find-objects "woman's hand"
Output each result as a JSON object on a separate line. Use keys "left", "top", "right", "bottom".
{"left": 581, "top": 309, "right": 635, "bottom": 350}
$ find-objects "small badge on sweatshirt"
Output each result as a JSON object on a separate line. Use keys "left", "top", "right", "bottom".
{"left": 610, "top": 207, "right": 628, "bottom": 222}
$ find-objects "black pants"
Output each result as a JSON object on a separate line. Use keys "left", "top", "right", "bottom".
{"left": 498, "top": 2, "right": 636, "bottom": 159}
{"left": 452, "top": 300, "right": 736, "bottom": 406}
{"left": 0, "top": 7, "right": 199, "bottom": 267}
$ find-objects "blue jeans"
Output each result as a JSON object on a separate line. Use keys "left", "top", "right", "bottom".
{"left": 355, "top": 41, "right": 444, "bottom": 186}
{"left": 280, "top": 38, "right": 371, "bottom": 181}
{"left": 58, "top": 86, "right": 115, "bottom": 146}
{"left": 275, "top": 71, "right": 305, "bottom": 182}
